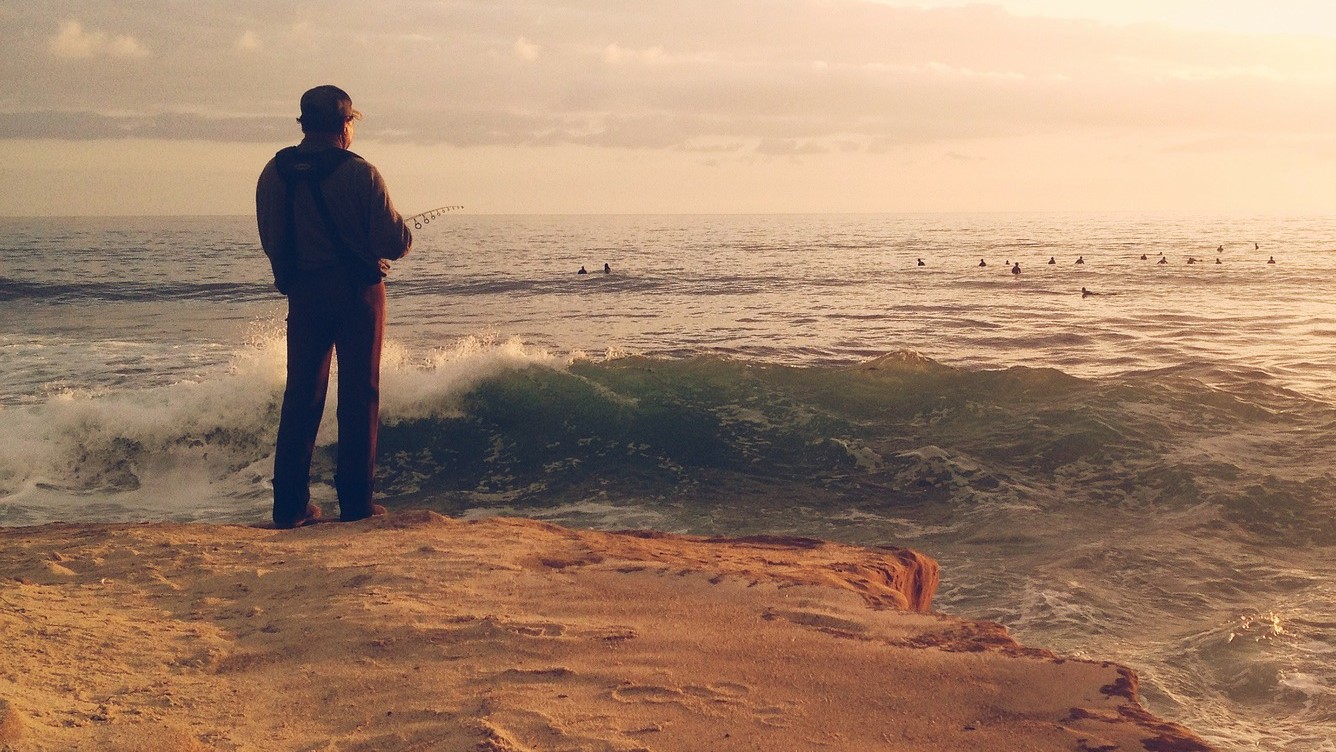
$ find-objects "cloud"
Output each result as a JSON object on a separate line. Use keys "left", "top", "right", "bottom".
{"left": 603, "top": 43, "right": 666, "bottom": 65}
{"left": 5, "top": 0, "right": 1336, "bottom": 152}
{"left": 235, "top": 30, "right": 262, "bottom": 53}
{"left": 858, "top": 60, "right": 1029, "bottom": 82}
{"left": 0, "top": 110, "right": 288, "bottom": 142}
{"left": 514, "top": 36, "right": 541, "bottom": 61}
{"left": 756, "top": 139, "right": 830, "bottom": 156}
{"left": 48, "top": 20, "right": 149, "bottom": 60}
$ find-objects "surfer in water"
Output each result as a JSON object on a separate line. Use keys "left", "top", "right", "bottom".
{"left": 603, "top": 263, "right": 611, "bottom": 274}
{"left": 979, "top": 259, "right": 987, "bottom": 267}
{"left": 917, "top": 258, "right": 926, "bottom": 266}
{"left": 578, "top": 265, "right": 588, "bottom": 274}
{"left": 1075, "top": 256, "right": 1085, "bottom": 265}
{"left": 1048, "top": 256, "right": 1056, "bottom": 265}
{"left": 1011, "top": 262, "right": 1021, "bottom": 275}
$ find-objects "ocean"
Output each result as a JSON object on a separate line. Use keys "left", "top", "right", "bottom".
{"left": 1, "top": 213, "right": 1333, "bottom": 750}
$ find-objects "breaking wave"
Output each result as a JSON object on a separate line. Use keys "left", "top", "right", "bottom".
{"left": 2, "top": 340, "right": 1332, "bottom": 543}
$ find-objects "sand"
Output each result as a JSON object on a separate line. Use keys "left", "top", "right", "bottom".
{"left": 0, "top": 511, "right": 1211, "bottom": 751}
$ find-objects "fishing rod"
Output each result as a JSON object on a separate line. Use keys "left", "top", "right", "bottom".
{"left": 406, "top": 205, "right": 463, "bottom": 229}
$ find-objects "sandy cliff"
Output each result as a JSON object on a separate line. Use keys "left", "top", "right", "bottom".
{"left": 0, "top": 512, "right": 1211, "bottom": 751}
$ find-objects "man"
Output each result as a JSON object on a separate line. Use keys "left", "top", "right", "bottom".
{"left": 256, "top": 85, "right": 412, "bottom": 528}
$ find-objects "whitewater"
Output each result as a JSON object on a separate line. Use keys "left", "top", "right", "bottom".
{"left": 1, "top": 213, "right": 1334, "bottom": 750}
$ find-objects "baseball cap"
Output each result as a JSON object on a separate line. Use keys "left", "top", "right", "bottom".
{"left": 297, "top": 85, "right": 363, "bottom": 133}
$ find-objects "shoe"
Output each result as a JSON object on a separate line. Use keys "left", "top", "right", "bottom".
{"left": 341, "top": 504, "right": 387, "bottom": 523}
{"left": 274, "top": 503, "right": 323, "bottom": 529}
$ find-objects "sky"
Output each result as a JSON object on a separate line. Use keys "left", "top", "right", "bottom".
{"left": 4, "top": 1, "right": 1336, "bottom": 216}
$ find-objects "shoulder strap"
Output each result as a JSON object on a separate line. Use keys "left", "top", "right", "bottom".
{"left": 275, "top": 146, "right": 358, "bottom": 184}
{"left": 272, "top": 147, "right": 383, "bottom": 287}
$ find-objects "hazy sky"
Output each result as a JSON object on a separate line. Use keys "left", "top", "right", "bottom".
{"left": 4, "top": 1, "right": 1336, "bottom": 215}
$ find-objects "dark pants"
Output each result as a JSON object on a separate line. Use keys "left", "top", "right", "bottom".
{"left": 272, "top": 269, "right": 386, "bottom": 524}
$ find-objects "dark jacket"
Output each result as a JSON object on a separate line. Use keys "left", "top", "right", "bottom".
{"left": 256, "top": 141, "right": 412, "bottom": 290}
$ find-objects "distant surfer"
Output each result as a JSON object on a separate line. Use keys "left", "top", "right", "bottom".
{"left": 1011, "top": 263, "right": 1021, "bottom": 275}
{"left": 1215, "top": 258, "right": 1222, "bottom": 264}
{"left": 1217, "top": 244, "right": 1224, "bottom": 252}
{"left": 1048, "top": 256, "right": 1056, "bottom": 265}
{"left": 1255, "top": 242, "right": 1260, "bottom": 250}
{"left": 979, "top": 259, "right": 987, "bottom": 267}
{"left": 578, "top": 265, "right": 588, "bottom": 274}
{"left": 917, "top": 258, "right": 925, "bottom": 266}
{"left": 1082, "top": 287, "right": 1094, "bottom": 297}
{"left": 1140, "top": 254, "right": 1148, "bottom": 260}
{"left": 603, "top": 263, "right": 611, "bottom": 274}
{"left": 1075, "top": 256, "right": 1085, "bottom": 265}
{"left": 1158, "top": 257, "right": 1168, "bottom": 265}
{"left": 1187, "top": 257, "right": 1198, "bottom": 265}
{"left": 1268, "top": 256, "right": 1276, "bottom": 264}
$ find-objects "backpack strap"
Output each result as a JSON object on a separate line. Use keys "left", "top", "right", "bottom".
{"left": 272, "top": 147, "right": 383, "bottom": 291}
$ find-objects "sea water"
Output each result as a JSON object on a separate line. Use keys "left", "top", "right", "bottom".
{"left": 1, "top": 213, "right": 1334, "bottom": 750}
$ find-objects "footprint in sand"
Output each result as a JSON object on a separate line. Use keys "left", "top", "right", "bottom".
{"left": 587, "top": 626, "right": 638, "bottom": 643}
{"left": 614, "top": 682, "right": 751, "bottom": 707}
{"left": 762, "top": 608, "right": 870, "bottom": 637}
{"left": 509, "top": 622, "right": 567, "bottom": 638}
{"left": 497, "top": 667, "right": 576, "bottom": 683}
{"left": 611, "top": 683, "right": 685, "bottom": 704}
{"left": 755, "top": 702, "right": 795, "bottom": 729}
{"left": 705, "top": 682, "right": 750, "bottom": 698}
{"left": 429, "top": 617, "right": 568, "bottom": 642}
{"left": 681, "top": 683, "right": 752, "bottom": 708}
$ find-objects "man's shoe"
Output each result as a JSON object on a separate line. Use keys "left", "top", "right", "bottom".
{"left": 341, "top": 504, "right": 387, "bottom": 523}
{"left": 274, "top": 503, "right": 323, "bottom": 529}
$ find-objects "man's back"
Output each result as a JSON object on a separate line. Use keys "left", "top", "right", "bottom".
{"left": 256, "top": 144, "right": 411, "bottom": 287}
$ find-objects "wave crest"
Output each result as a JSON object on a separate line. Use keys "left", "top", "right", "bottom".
{"left": 2, "top": 348, "right": 1333, "bottom": 544}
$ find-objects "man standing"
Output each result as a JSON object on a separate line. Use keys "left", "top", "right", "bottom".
{"left": 256, "top": 85, "right": 412, "bottom": 528}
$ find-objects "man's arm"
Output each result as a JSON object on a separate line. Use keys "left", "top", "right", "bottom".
{"left": 255, "top": 159, "right": 291, "bottom": 288}
{"left": 363, "top": 163, "right": 412, "bottom": 261}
